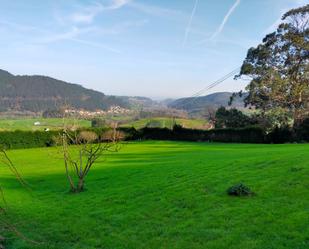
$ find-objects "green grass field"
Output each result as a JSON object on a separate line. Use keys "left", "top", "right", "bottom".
{"left": 121, "top": 117, "right": 209, "bottom": 129}
{"left": 0, "top": 118, "right": 91, "bottom": 131}
{"left": 0, "top": 117, "right": 207, "bottom": 131}
{"left": 1, "top": 141, "right": 309, "bottom": 249}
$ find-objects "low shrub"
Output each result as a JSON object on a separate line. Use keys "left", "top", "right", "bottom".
{"left": 137, "top": 126, "right": 265, "bottom": 143}
{"left": 266, "top": 126, "right": 293, "bottom": 144}
{"left": 294, "top": 118, "right": 309, "bottom": 141}
{"left": 227, "top": 183, "right": 254, "bottom": 197}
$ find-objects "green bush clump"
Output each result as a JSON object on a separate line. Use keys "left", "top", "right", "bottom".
{"left": 227, "top": 183, "right": 254, "bottom": 197}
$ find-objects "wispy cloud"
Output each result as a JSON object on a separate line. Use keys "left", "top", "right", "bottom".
{"left": 210, "top": 0, "right": 241, "bottom": 40}
{"left": 56, "top": 0, "right": 131, "bottom": 25}
{"left": 128, "top": 1, "right": 183, "bottom": 18}
{"left": 108, "top": 0, "right": 131, "bottom": 10}
{"left": 1, "top": 20, "right": 122, "bottom": 53}
{"left": 33, "top": 26, "right": 122, "bottom": 53}
{"left": 68, "top": 3, "right": 104, "bottom": 24}
{"left": 28, "top": 18, "right": 147, "bottom": 53}
{"left": 182, "top": 0, "right": 199, "bottom": 47}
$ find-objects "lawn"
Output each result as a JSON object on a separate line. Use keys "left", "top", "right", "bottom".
{"left": 1, "top": 141, "right": 308, "bottom": 249}
{"left": 0, "top": 118, "right": 91, "bottom": 131}
{"left": 121, "top": 117, "right": 209, "bottom": 129}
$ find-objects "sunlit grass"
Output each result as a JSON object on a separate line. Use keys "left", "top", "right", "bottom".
{"left": 1, "top": 141, "right": 308, "bottom": 249}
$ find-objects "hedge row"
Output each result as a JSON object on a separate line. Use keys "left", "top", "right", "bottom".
{"left": 0, "top": 125, "right": 308, "bottom": 149}
{"left": 135, "top": 126, "right": 265, "bottom": 143}
{"left": 0, "top": 130, "right": 58, "bottom": 149}
{"left": 0, "top": 128, "right": 110, "bottom": 149}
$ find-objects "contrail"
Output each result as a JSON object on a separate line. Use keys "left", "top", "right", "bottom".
{"left": 182, "top": 0, "right": 199, "bottom": 47}
{"left": 210, "top": 0, "right": 240, "bottom": 40}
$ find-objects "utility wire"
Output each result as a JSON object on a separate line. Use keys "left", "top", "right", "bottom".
{"left": 180, "top": 67, "right": 241, "bottom": 108}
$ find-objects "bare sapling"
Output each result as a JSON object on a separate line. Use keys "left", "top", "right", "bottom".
{"left": 58, "top": 119, "right": 124, "bottom": 193}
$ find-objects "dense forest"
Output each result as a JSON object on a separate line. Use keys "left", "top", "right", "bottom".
{"left": 0, "top": 69, "right": 128, "bottom": 112}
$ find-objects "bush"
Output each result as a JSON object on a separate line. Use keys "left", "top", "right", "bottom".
{"left": 267, "top": 126, "right": 292, "bottom": 143}
{"left": 294, "top": 118, "right": 309, "bottom": 141}
{"left": 209, "top": 127, "right": 265, "bottom": 143}
{"left": 0, "top": 130, "right": 58, "bottom": 149}
{"left": 137, "top": 126, "right": 265, "bottom": 143}
{"left": 215, "top": 107, "right": 257, "bottom": 129}
{"left": 227, "top": 183, "right": 254, "bottom": 197}
{"left": 91, "top": 118, "right": 106, "bottom": 128}
{"left": 146, "top": 120, "right": 163, "bottom": 128}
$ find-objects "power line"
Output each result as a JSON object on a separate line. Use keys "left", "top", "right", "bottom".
{"left": 181, "top": 67, "right": 241, "bottom": 107}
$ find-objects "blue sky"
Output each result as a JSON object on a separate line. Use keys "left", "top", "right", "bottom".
{"left": 0, "top": 0, "right": 307, "bottom": 99}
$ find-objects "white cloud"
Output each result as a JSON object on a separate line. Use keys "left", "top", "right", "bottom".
{"left": 32, "top": 18, "right": 147, "bottom": 53}
{"left": 107, "top": 0, "right": 131, "bottom": 10}
{"left": 69, "top": 3, "right": 104, "bottom": 24}
{"left": 128, "top": 1, "right": 183, "bottom": 17}
{"left": 32, "top": 26, "right": 121, "bottom": 53}
{"left": 210, "top": 0, "right": 241, "bottom": 40}
{"left": 57, "top": 0, "right": 131, "bottom": 25}
{"left": 182, "top": 0, "right": 199, "bottom": 47}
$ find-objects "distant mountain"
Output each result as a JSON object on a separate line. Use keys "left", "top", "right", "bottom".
{"left": 160, "top": 98, "right": 176, "bottom": 106}
{"left": 120, "top": 96, "right": 160, "bottom": 109}
{"left": 0, "top": 69, "right": 129, "bottom": 112}
{"left": 168, "top": 92, "right": 246, "bottom": 113}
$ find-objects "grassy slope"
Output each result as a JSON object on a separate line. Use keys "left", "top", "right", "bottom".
{"left": 1, "top": 141, "right": 309, "bottom": 249}
{"left": 121, "top": 117, "right": 208, "bottom": 129}
{"left": 0, "top": 118, "right": 91, "bottom": 131}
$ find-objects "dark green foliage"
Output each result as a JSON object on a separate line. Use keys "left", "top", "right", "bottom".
{"left": 267, "top": 126, "right": 293, "bottom": 144}
{"left": 227, "top": 183, "right": 254, "bottom": 197}
{"left": 235, "top": 4, "right": 309, "bottom": 124}
{"left": 294, "top": 118, "right": 309, "bottom": 141}
{"left": 138, "top": 126, "right": 265, "bottom": 143}
{"left": 0, "top": 128, "right": 130, "bottom": 149}
{"left": 0, "top": 130, "right": 58, "bottom": 149}
{"left": 172, "top": 124, "right": 183, "bottom": 131}
{"left": 91, "top": 118, "right": 106, "bottom": 128}
{"left": 214, "top": 107, "right": 257, "bottom": 128}
{"left": 3, "top": 123, "right": 309, "bottom": 149}
{"left": 118, "top": 127, "right": 139, "bottom": 140}
{"left": 210, "top": 127, "right": 265, "bottom": 143}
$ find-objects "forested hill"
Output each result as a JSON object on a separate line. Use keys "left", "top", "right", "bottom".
{"left": 168, "top": 92, "right": 246, "bottom": 113}
{"left": 0, "top": 69, "right": 128, "bottom": 112}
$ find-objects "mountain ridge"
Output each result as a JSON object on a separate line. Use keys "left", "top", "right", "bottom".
{"left": 0, "top": 69, "right": 130, "bottom": 112}
{"left": 168, "top": 92, "right": 246, "bottom": 114}
{"left": 0, "top": 69, "right": 246, "bottom": 114}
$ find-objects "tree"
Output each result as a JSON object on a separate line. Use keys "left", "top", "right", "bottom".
{"left": 235, "top": 4, "right": 309, "bottom": 126}
{"left": 58, "top": 126, "right": 123, "bottom": 193}
{"left": 214, "top": 107, "right": 256, "bottom": 129}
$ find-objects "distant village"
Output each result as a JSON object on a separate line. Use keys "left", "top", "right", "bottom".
{"left": 64, "top": 106, "right": 133, "bottom": 118}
